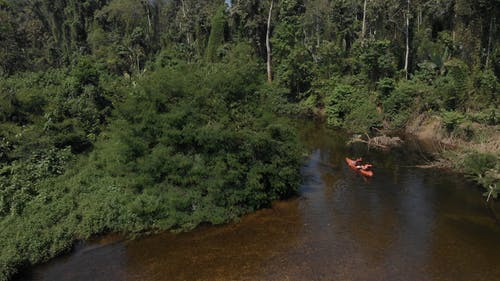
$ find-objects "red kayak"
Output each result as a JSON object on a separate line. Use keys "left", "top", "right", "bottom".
{"left": 345, "top": 157, "right": 374, "bottom": 177}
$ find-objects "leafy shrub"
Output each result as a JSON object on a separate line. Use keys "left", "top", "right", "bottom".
{"left": 467, "top": 69, "right": 500, "bottom": 110}
{"left": 298, "top": 93, "right": 319, "bottom": 116}
{"left": 324, "top": 82, "right": 382, "bottom": 132}
{"left": 439, "top": 59, "right": 470, "bottom": 110}
{"left": 353, "top": 40, "right": 396, "bottom": 82}
{"left": 382, "top": 80, "right": 423, "bottom": 124}
{"left": 441, "top": 110, "right": 465, "bottom": 132}
{"left": 315, "top": 41, "right": 346, "bottom": 77}
{"left": 462, "top": 152, "right": 497, "bottom": 176}
{"left": 0, "top": 147, "right": 73, "bottom": 216}
{"left": 325, "top": 84, "right": 356, "bottom": 127}
{"left": 467, "top": 108, "right": 498, "bottom": 126}
{"left": 344, "top": 97, "right": 382, "bottom": 133}
{"left": 205, "top": 5, "right": 227, "bottom": 62}
{"left": 376, "top": 77, "right": 395, "bottom": 98}
{"left": 0, "top": 60, "right": 303, "bottom": 281}
{"left": 461, "top": 152, "right": 499, "bottom": 200}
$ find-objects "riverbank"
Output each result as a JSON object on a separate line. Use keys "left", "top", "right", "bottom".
{"left": 405, "top": 113, "right": 499, "bottom": 202}
{"left": 340, "top": 111, "right": 499, "bottom": 202}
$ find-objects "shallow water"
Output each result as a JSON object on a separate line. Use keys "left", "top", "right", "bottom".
{"left": 19, "top": 123, "right": 500, "bottom": 281}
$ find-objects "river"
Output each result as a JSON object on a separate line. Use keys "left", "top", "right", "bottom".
{"left": 18, "top": 122, "right": 500, "bottom": 281}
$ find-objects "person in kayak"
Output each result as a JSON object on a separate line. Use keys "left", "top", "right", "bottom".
{"left": 355, "top": 158, "right": 363, "bottom": 169}
{"left": 362, "top": 164, "right": 373, "bottom": 170}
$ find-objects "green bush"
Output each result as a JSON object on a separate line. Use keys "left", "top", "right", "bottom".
{"left": 441, "top": 110, "right": 465, "bottom": 132}
{"left": 467, "top": 108, "right": 498, "bottom": 126}
{"left": 0, "top": 60, "right": 303, "bottom": 281}
{"left": 376, "top": 77, "right": 396, "bottom": 98}
{"left": 439, "top": 59, "right": 470, "bottom": 110}
{"left": 353, "top": 40, "right": 396, "bottom": 82}
{"left": 205, "top": 5, "right": 227, "bottom": 62}
{"left": 462, "top": 152, "right": 497, "bottom": 176}
{"left": 323, "top": 81, "right": 382, "bottom": 132}
{"left": 344, "top": 97, "right": 382, "bottom": 133}
{"left": 461, "top": 152, "right": 500, "bottom": 200}
{"left": 466, "top": 69, "right": 500, "bottom": 110}
{"left": 382, "top": 80, "right": 426, "bottom": 125}
{"left": 325, "top": 83, "right": 356, "bottom": 127}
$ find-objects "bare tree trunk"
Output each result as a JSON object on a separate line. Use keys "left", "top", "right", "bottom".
{"left": 452, "top": 13, "right": 457, "bottom": 42}
{"left": 361, "top": 0, "right": 368, "bottom": 41}
{"left": 266, "top": 0, "right": 274, "bottom": 83}
{"left": 136, "top": 53, "right": 140, "bottom": 72}
{"left": 486, "top": 16, "right": 495, "bottom": 68}
{"left": 316, "top": 16, "right": 320, "bottom": 47}
{"left": 143, "top": 2, "right": 152, "bottom": 36}
{"left": 146, "top": 10, "right": 152, "bottom": 33}
{"left": 304, "top": 28, "right": 318, "bottom": 63}
{"left": 180, "top": 0, "right": 191, "bottom": 45}
{"left": 404, "top": 0, "right": 410, "bottom": 79}
{"left": 417, "top": 8, "right": 421, "bottom": 32}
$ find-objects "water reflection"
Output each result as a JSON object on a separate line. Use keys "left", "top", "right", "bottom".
{"left": 122, "top": 198, "right": 305, "bottom": 281}
{"left": 19, "top": 122, "right": 500, "bottom": 281}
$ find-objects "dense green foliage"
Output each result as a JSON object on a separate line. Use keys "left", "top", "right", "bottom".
{"left": 205, "top": 5, "right": 228, "bottom": 62}
{"left": 1, "top": 0, "right": 500, "bottom": 280}
{"left": 0, "top": 57, "right": 302, "bottom": 280}
{"left": 459, "top": 152, "right": 500, "bottom": 201}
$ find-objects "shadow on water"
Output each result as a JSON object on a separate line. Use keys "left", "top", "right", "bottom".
{"left": 18, "top": 121, "right": 500, "bottom": 281}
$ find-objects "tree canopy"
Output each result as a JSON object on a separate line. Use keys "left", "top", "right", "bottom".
{"left": 0, "top": 1, "right": 499, "bottom": 280}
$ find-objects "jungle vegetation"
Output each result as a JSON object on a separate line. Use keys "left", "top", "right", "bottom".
{"left": 0, "top": 0, "right": 499, "bottom": 280}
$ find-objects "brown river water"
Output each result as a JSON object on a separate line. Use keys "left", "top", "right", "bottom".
{"left": 18, "top": 122, "right": 500, "bottom": 281}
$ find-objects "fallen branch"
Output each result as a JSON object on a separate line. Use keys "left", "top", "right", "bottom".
{"left": 348, "top": 134, "right": 404, "bottom": 150}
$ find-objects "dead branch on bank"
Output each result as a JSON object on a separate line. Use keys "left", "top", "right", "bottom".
{"left": 348, "top": 134, "right": 404, "bottom": 150}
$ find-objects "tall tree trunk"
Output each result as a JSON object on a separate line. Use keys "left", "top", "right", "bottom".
{"left": 266, "top": 0, "right": 273, "bottom": 83}
{"left": 316, "top": 15, "right": 320, "bottom": 47}
{"left": 180, "top": 0, "right": 191, "bottom": 45}
{"left": 417, "top": 7, "right": 421, "bottom": 32}
{"left": 141, "top": 0, "right": 152, "bottom": 33}
{"left": 486, "top": 16, "right": 495, "bottom": 68}
{"left": 361, "top": 0, "right": 368, "bottom": 42}
{"left": 404, "top": 0, "right": 410, "bottom": 79}
{"left": 452, "top": 13, "right": 457, "bottom": 42}
{"left": 146, "top": 8, "right": 152, "bottom": 33}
